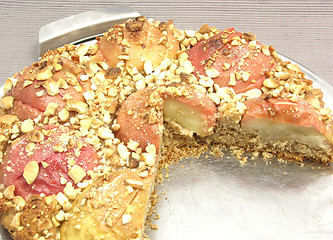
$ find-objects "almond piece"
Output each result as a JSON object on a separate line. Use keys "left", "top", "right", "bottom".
{"left": 58, "top": 108, "right": 70, "bottom": 122}
{"left": 205, "top": 67, "right": 220, "bottom": 78}
{"left": 263, "top": 78, "right": 279, "bottom": 89}
{"left": 23, "top": 161, "right": 39, "bottom": 185}
{"left": 35, "top": 67, "right": 52, "bottom": 81}
{"left": 4, "top": 185, "right": 15, "bottom": 200}
{"left": 68, "top": 165, "right": 86, "bottom": 184}
{"left": 44, "top": 102, "right": 59, "bottom": 116}
{"left": 21, "top": 119, "right": 34, "bottom": 133}
{"left": 124, "top": 179, "right": 144, "bottom": 190}
{"left": 42, "top": 80, "right": 60, "bottom": 96}
{"left": 0, "top": 96, "right": 14, "bottom": 110}
{"left": 28, "top": 131, "right": 45, "bottom": 143}
{"left": 66, "top": 100, "right": 88, "bottom": 114}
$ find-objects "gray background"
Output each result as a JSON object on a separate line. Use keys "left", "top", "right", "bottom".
{"left": 0, "top": 0, "right": 332, "bottom": 84}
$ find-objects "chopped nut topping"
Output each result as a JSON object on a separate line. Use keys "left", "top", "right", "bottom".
{"left": 122, "top": 213, "right": 132, "bottom": 224}
{"left": 23, "top": 161, "right": 39, "bottom": 185}
{"left": 4, "top": 185, "right": 15, "bottom": 200}
{"left": 124, "top": 179, "right": 144, "bottom": 189}
{"left": 25, "top": 142, "right": 35, "bottom": 153}
{"left": 140, "top": 152, "right": 156, "bottom": 166}
{"left": 41, "top": 161, "right": 49, "bottom": 168}
{"left": 125, "top": 19, "right": 144, "bottom": 32}
{"left": 68, "top": 165, "right": 86, "bottom": 184}
{"left": 66, "top": 100, "right": 88, "bottom": 114}
{"left": 229, "top": 73, "right": 236, "bottom": 86}
{"left": 127, "top": 140, "right": 140, "bottom": 151}
{"left": 13, "top": 196, "right": 26, "bottom": 211}
{"left": 56, "top": 192, "right": 72, "bottom": 211}
{"left": 0, "top": 114, "right": 18, "bottom": 125}
{"left": 199, "top": 75, "right": 214, "bottom": 88}
{"left": 144, "top": 61, "right": 154, "bottom": 75}
{"left": 308, "top": 98, "right": 321, "bottom": 110}
{"left": 3, "top": 79, "right": 13, "bottom": 93}
{"left": 286, "top": 63, "right": 300, "bottom": 72}
{"left": 261, "top": 45, "right": 271, "bottom": 56}
{"left": 241, "top": 71, "right": 250, "bottom": 81}
{"left": 274, "top": 71, "right": 291, "bottom": 80}
{"left": 208, "top": 93, "right": 220, "bottom": 105}
{"left": 118, "top": 143, "right": 131, "bottom": 160}
{"left": 21, "top": 119, "right": 34, "bottom": 133}
{"left": 76, "top": 44, "right": 89, "bottom": 56}
{"left": 199, "top": 24, "right": 211, "bottom": 34}
{"left": 243, "top": 32, "right": 256, "bottom": 41}
{"left": 118, "top": 55, "right": 130, "bottom": 60}
{"left": 146, "top": 144, "right": 157, "bottom": 155}
{"left": 0, "top": 96, "right": 14, "bottom": 110}
{"left": 243, "top": 89, "right": 262, "bottom": 99}
{"left": 105, "top": 67, "right": 122, "bottom": 79}
{"left": 57, "top": 109, "right": 69, "bottom": 122}
{"left": 35, "top": 67, "right": 53, "bottom": 81}
{"left": 205, "top": 67, "right": 220, "bottom": 78}
{"left": 42, "top": 80, "right": 60, "bottom": 96}
{"left": 55, "top": 210, "right": 66, "bottom": 222}
{"left": 53, "top": 142, "right": 64, "bottom": 153}
{"left": 28, "top": 131, "right": 45, "bottom": 143}
{"left": 44, "top": 102, "right": 59, "bottom": 116}
{"left": 263, "top": 78, "right": 279, "bottom": 89}
{"left": 136, "top": 79, "right": 146, "bottom": 90}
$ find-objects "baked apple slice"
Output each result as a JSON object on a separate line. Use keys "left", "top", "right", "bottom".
{"left": 114, "top": 88, "right": 164, "bottom": 152}
{"left": 115, "top": 85, "right": 217, "bottom": 152}
{"left": 242, "top": 97, "right": 333, "bottom": 152}
{"left": 188, "top": 28, "right": 276, "bottom": 93}
{"left": 4, "top": 55, "right": 92, "bottom": 121}
{"left": 163, "top": 85, "right": 216, "bottom": 136}
{"left": 98, "top": 17, "right": 179, "bottom": 72}
{"left": 60, "top": 169, "right": 154, "bottom": 240}
{"left": 0, "top": 125, "right": 99, "bottom": 199}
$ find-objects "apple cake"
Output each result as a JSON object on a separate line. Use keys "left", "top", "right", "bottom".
{"left": 0, "top": 16, "right": 331, "bottom": 240}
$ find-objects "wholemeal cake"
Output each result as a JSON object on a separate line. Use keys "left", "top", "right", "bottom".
{"left": 0, "top": 16, "right": 332, "bottom": 239}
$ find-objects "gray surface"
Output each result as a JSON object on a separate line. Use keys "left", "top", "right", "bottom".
{"left": 148, "top": 152, "right": 333, "bottom": 240}
{"left": 1, "top": 1, "right": 333, "bottom": 240}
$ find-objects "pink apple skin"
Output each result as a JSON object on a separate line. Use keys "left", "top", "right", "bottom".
{"left": 188, "top": 28, "right": 276, "bottom": 93}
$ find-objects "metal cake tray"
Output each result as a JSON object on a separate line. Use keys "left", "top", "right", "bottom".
{"left": 1, "top": 6, "right": 333, "bottom": 240}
